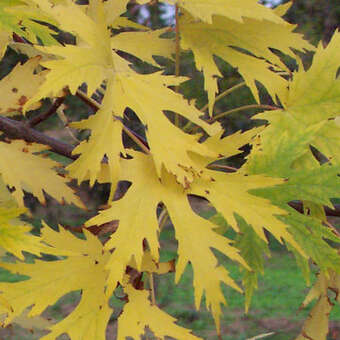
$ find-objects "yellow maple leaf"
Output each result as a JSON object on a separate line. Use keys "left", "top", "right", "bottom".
{"left": 87, "top": 151, "right": 246, "bottom": 329}
{"left": 0, "top": 140, "right": 82, "bottom": 207}
{"left": 198, "top": 127, "right": 264, "bottom": 167}
{"left": 111, "top": 27, "right": 174, "bottom": 67}
{"left": 25, "top": 0, "right": 114, "bottom": 108}
{"left": 180, "top": 11, "right": 313, "bottom": 115}
{"left": 0, "top": 180, "right": 43, "bottom": 260}
{"left": 165, "top": 0, "right": 284, "bottom": 24}
{"left": 0, "top": 30, "right": 10, "bottom": 59}
{"left": 0, "top": 57, "right": 46, "bottom": 115}
{"left": 117, "top": 284, "right": 202, "bottom": 340}
{"left": 67, "top": 79, "right": 124, "bottom": 188}
{"left": 21, "top": 0, "right": 221, "bottom": 187}
{"left": 0, "top": 207, "right": 42, "bottom": 260}
{"left": 0, "top": 226, "right": 112, "bottom": 340}
{"left": 104, "top": 0, "right": 130, "bottom": 25}
{"left": 111, "top": 54, "right": 220, "bottom": 185}
{"left": 296, "top": 272, "right": 332, "bottom": 340}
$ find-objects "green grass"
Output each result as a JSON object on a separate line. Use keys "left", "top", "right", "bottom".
{"left": 152, "top": 248, "right": 340, "bottom": 339}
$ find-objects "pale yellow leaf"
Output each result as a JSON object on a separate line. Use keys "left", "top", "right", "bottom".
{"left": 0, "top": 140, "right": 82, "bottom": 207}
{"left": 67, "top": 80, "right": 124, "bottom": 187}
{"left": 0, "top": 226, "right": 112, "bottom": 340}
{"left": 112, "top": 54, "right": 221, "bottom": 185}
{"left": 111, "top": 16, "right": 148, "bottom": 30}
{"left": 0, "top": 30, "right": 10, "bottom": 60}
{"left": 180, "top": 12, "right": 313, "bottom": 114}
{"left": 0, "top": 206, "right": 42, "bottom": 260}
{"left": 104, "top": 0, "right": 130, "bottom": 25}
{"left": 164, "top": 0, "right": 284, "bottom": 24}
{"left": 87, "top": 152, "right": 246, "bottom": 329}
{"left": 111, "top": 28, "right": 174, "bottom": 66}
{"left": 0, "top": 57, "right": 46, "bottom": 116}
{"left": 296, "top": 272, "right": 332, "bottom": 340}
{"left": 25, "top": 0, "right": 114, "bottom": 108}
{"left": 273, "top": 1, "right": 292, "bottom": 17}
{"left": 118, "top": 284, "right": 202, "bottom": 340}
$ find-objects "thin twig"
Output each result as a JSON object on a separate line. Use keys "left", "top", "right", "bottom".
{"left": 76, "top": 89, "right": 150, "bottom": 153}
{"left": 158, "top": 208, "right": 169, "bottom": 231}
{"left": 123, "top": 125, "right": 150, "bottom": 154}
{"left": 200, "top": 82, "right": 246, "bottom": 113}
{"left": 209, "top": 104, "right": 278, "bottom": 123}
{"left": 174, "top": 4, "right": 181, "bottom": 127}
{"left": 182, "top": 82, "right": 247, "bottom": 133}
{"left": 208, "top": 163, "right": 238, "bottom": 172}
{"left": 28, "top": 96, "right": 66, "bottom": 127}
{"left": 149, "top": 273, "right": 156, "bottom": 305}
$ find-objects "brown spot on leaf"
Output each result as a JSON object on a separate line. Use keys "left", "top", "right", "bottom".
{"left": 18, "top": 95, "right": 28, "bottom": 106}
{"left": 12, "top": 88, "right": 18, "bottom": 93}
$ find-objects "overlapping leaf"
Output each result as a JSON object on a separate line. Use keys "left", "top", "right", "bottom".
{"left": 25, "top": 0, "right": 114, "bottom": 103}
{"left": 0, "top": 226, "right": 112, "bottom": 340}
{"left": 163, "top": 0, "right": 284, "bottom": 24}
{"left": 296, "top": 272, "right": 333, "bottom": 340}
{"left": 245, "top": 31, "right": 340, "bottom": 176}
{"left": 234, "top": 214, "right": 270, "bottom": 313}
{"left": 0, "top": 140, "right": 82, "bottom": 207}
{"left": 190, "top": 169, "right": 298, "bottom": 248}
{"left": 25, "top": 0, "right": 220, "bottom": 186}
{"left": 111, "top": 55, "right": 220, "bottom": 185}
{"left": 179, "top": 9, "right": 313, "bottom": 115}
{"left": 111, "top": 27, "right": 174, "bottom": 67}
{"left": 117, "top": 284, "right": 201, "bottom": 340}
{"left": 87, "top": 151, "right": 246, "bottom": 328}
{"left": 0, "top": 0, "right": 57, "bottom": 52}
{"left": 0, "top": 179, "right": 43, "bottom": 259}
{"left": 0, "top": 57, "right": 46, "bottom": 115}
{"left": 67, "top": 80, "right": 124, "bottom": 188}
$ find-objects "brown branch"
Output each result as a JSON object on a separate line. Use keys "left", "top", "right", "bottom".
{"left": 1, "top": 114, "right": 340, "bottom": 219}
{"left": 28, "top": 96, "right": 66, "bottom": 127}
{"left": 0, "top": 116, "right": 76, "bottom": 159}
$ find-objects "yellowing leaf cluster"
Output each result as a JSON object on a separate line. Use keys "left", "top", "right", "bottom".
{"left": 0, "top": 1, "right": 339, "bottom": 340}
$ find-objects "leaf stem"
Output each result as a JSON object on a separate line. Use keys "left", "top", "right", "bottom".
{"left": 76, "top": 90, "right": 150, "bottom": 154}
{"left": 149, "top": 273, "right": 156, "bottom": 305}
{"left": 182, "top": 82, "right": 246, "bottom": 133}
{"left": 174, "top": 4, "right": 180, "bottom": 127}
{"left": 28, "top": 96, "right": 66, "bottom": 127}
{"left": 158, "top": 208, "right": 169, "bottom": 230}
{"left": 209, "top": 104, "right": 278, "bottom": 123}
{"left": 200, "top": 81, "right": 246, "bottom": 113}
{"left": 207, "top": 164, "right": 238, "bottom": 172}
